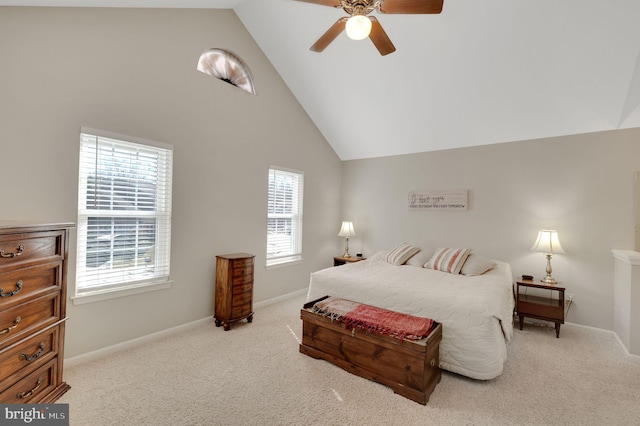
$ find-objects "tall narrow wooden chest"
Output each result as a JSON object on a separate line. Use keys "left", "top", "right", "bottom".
{"left": 214, "top": 253, "right": 255, "bottom": 331}
{"left": 0, "top": 222, "right": 73, "bottom": 403}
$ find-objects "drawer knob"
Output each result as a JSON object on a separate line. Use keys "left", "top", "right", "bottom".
{"left": 0, "top": 316, "right": 21, "bottom": 336}
{"left": 17, "top": 377, "right": 43, "bottom": 400}
{"left": 20, "top": 342, "right": 45, "bottom": 362}
{"left": 0, "top": 280, "right": 23, "bottom": 298}
{"left": 0, "top": 244, "right": 25, "bottom": 258}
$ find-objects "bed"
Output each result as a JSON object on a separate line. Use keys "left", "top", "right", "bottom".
{"left": 306, "top": 250, "right": 515, "bottom": 380}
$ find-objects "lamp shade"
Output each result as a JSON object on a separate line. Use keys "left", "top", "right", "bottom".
{"left": 531, "top": 230, "right": 565, "bottom": 254}
{"left": 338, "top": 221, "right": 356, "bottom": 237}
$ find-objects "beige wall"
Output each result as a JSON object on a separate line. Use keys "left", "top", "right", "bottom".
{"left": 2, "top": 6, "right": 636, "bottom": 357}
{"left": 0, "top": 7, "right": 342, "bottom": 357}
{"left": 341, "top": 129, "right": 640, "bottom": 330}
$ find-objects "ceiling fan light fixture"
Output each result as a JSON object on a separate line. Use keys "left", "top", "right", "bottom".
{"left": 345, "top": 15, "right": 372, "bottom": 40}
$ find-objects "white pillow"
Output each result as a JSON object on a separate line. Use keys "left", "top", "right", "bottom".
{"left": 405, "top": 249, "right": 434, "bottom": 267}
{"left": 384, "top": 243, "right": 420, "bottom": 266}
{"left": 461, "top": 253, "right": 497, "bottom": 276}
{"left": 426, "top": 248, "right": 472, "bottom": 274}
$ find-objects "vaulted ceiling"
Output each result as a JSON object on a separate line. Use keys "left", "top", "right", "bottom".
{"left": 5, "top": 0, "right": 640, "bottom": 160}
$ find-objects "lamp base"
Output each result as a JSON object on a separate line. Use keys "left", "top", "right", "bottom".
{"left": 342, "top": 237, "right": 351, "bottom": 259}
{"left": 540, "top": 253, "right": 558, "bottom": 285}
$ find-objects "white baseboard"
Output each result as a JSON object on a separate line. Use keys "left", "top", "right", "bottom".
{"left": 254, "top": 288, "right": 307, "bottom": 309}
{"left": 64, "top": 316, "right": 213, "bottom": 368}
{"left": 65, "top": 288, "right": 308, "bottom": 367}
{"left": 564, "top": 321, "right": 640, "bottom": 362}
{"left": 611, "top": 330, "right": 640, "bottom": 362}
{"left": 517, "top": 319, "right": 640, "bottom": 361}
{"left": 564, "top": 321, "right": 613, "bottom": 334}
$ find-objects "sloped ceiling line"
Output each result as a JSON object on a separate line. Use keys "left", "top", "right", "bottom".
{"left": 5, "top": 0, "right": 640, "bottom": 160}
{"left": 619, "top": 50, "right": 640, "bottom": 128}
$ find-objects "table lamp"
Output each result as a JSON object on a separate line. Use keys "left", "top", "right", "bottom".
{"left": 338, "top": 221, "right": 356, "bottom": 258}
{"left": 531, "top": 229, "right": 565, "bottom": 284}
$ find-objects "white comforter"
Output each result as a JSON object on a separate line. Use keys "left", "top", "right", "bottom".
{"left": 306, "top": 251, "right": 515, "bottom": 380}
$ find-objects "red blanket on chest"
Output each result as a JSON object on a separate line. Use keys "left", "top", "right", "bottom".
{"left": 311, "top": 296, "right": 436, "bottom": 341}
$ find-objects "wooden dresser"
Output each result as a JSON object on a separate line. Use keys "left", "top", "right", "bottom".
{"left": 214, "top": 253, "right": 255, "bottom": 331}
{"left": 0, "top": 223, "right": 73, "bottom": 403}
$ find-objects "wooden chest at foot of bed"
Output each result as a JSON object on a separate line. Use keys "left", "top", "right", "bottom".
{"left": 299, "top": 306, "right": 442, "bottom": 405}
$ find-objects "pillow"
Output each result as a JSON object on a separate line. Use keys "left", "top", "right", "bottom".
{"left": 384, "top": 243, "right": 420, "bottom": 266}
{"left": 405, "top": 249, "right": 434, "bottom": 267}
{"left": 426, "top": 248, "right": 472, "bottom": 274}
{"left": 461, "top": 253, "right": 497, "bottom": 276}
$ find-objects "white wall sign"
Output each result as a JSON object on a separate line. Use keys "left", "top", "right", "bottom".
{"left": 408, "top": 190, "right": 468, "bottom": 210}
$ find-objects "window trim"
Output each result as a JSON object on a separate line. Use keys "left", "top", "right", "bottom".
{"left": 265, "top": 258, "right": 303, "bottom": 271}
{"left": 71, "top": 279, "right": 173, "bottom": 305}
{"left": 74, "top": 127, "right": 173, "bottom": 302}
{"left": 266, "top": 166, "right": 304, "bottom": 269}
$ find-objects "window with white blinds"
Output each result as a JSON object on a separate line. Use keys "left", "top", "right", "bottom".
{"left": 75, "top": 128, "right": 173, "bottom": 295}
{"left": 266, "top": 167, "right": 304, "bottom": 267}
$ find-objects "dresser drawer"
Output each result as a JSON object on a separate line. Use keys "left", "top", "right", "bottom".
{"left": 0, "top": 231, "right": 65, "bottom": 269}
{"left": 232, "top": 273, "right": 253, "bottom": 285}
{"left": 0, "top": 293, "right": 60, "bottom": 349}
{"left": 231, "top": 304, "right": 252, "bottom": 319}
{"left": 232, "top": 282, "right": 253, "bottom": 294}
{"left": 0, "top": 324, "right": 59, "bottom": 385}
{"left": 231, "top": 257, "right": 254, "bottom": 268}
{"left": 232, "top": 265, "right": 253, "bottom": 278}
{"left": 231, "top": 291, "right": 252, "bottom": 307}
{"left": 0, "top": 358, "right": 58, "bottom": 404}
{"left": 0, "top": 261, "right": 62, "bottom": 309}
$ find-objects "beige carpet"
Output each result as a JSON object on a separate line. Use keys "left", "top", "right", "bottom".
{"left": 59, "top": 294, "right": 640, "bottom": 425}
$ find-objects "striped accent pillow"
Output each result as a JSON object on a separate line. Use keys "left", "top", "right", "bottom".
{"left": 384, "top": 243, "right": 420, "bottom": 266}
{"left": 426, "top": 248, "right": 472, "bottom": 274}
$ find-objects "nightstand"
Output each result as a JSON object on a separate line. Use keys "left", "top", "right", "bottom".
{"left": 333, "top": 256, "right": 365, "bottom": 266}
{"left": 516, "top": 279, "right": 565, "bottom": 338}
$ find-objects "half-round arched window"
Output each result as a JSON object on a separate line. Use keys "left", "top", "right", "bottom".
{"left": 197, "top": 48, "right": 256, "bottom": 95}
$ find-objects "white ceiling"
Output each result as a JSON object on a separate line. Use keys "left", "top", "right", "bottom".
{"left": 4, "top": 0, "right": 640, "bottom": 160}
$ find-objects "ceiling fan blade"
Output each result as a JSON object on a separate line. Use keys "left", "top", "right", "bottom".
{"left": 369, "top": 17, "right": 396, "bottom": 56}
{"left": 379, "top": 0, "right": 444, "bottom": 14}
{"left": 310, "top": 17, "right": 348, "bottom": 52}
{"left": 294, "top": 0, "right": 342, "bottom": 7}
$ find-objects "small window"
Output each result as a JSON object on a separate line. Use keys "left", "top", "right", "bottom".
{"left": 75, "top": 128, "right": 173, "bottom": 296}
{"left": 266, "top": 167, "right": 304, "bottom": 267}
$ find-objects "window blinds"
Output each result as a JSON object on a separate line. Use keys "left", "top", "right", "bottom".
{"left": 76, "top": 129, "right": 173, "bottom": 293}
{"left": 267, "top": 167, "right": 304, "bottom": 266}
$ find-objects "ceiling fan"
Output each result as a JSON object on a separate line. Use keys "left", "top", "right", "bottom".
{"left": 295, "top": 0, "right": 444, "bottom": 56}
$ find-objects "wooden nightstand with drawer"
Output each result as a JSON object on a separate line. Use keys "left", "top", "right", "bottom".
{"left": 0, "top": 222, "right": 73, "bottom": 403}
{"left": 333, "top": 256, "right": 366, "bottom": 266}
{"left": 214, "top": 253, "right": 255, "bottom": 331}
{"left": 516, "top": 279, "right": 565, "bottom": 338}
